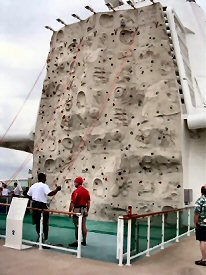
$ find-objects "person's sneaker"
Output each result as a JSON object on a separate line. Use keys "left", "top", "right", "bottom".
{"left": 43, "top": 239, "right": 51, "bottom": 244}
{"left": 68, "top": 242, "right": 78, "bottom": 247}
{"left": 195, "top": 260, "right": 206, "bottom": 266}
{"left": 42, "top": 239, "right": 51, "bottom": 249}
{"left": 195, "top": 260, "right": 202, "bottom": 265}
{"left": 81, "top": 241, "right": 87, "bottom": 246}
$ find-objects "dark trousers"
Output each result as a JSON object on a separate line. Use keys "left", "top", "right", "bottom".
{"left": 32, "top": 201, "right": 49, "bottom": 240}
{"left": 73, "top": 207, "right": 87, "bottom": 242}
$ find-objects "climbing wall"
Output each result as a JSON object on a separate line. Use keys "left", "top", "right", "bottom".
{"left": 33, "top": 3, "right": 183, "bottom": 221}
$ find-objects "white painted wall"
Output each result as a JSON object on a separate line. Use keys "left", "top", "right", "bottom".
{"left": 185, "top": 130, "right": 206, "bottom": 204}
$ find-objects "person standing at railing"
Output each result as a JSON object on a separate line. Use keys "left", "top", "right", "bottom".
{"left": 69, "top": 177, "right": 90, "bottom": 247}
{"left": 2, "top": 183, "right": 10, "bottom": 196}
{"left": 22, "top": 187, "right": 30, "bottom": 214}
{"left": 12, "top": 182, "right": 21, "bottom": 197}
{"left": 194, "top": 185, "right": 206, "bottom": 266}
{"left": 27, "top": 173, "right": 61, "bottom": 244}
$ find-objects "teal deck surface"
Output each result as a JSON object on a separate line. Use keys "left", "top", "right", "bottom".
{"left": 0, "top": 211, "right": 193, "bottom": 263}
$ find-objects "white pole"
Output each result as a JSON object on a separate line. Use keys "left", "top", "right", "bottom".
{"left": 118, "top": 217, "right": 124, "bottom": 266}
{"left": 116, "top": 217, "right": 121, "bottom": 259}
{"left": 187, "top": 208, "right": 191, "bottom": 236}
{"left": 126, "top": 219, "right": 132, "bottom": 266}
{"left": 161, "top": 214, "right": 165, "bottom": 250}
{"left": 6, "top": 197, "right": 9, "bottom": 214}
{"left": 176, "top": 211, "right": 179, "bottom": 242}
{"left": 146, "top": 216, "right": 151, "bottom": 257}
{"left": 77, "top": 214, "right": 82, "bottom": 259}
{"left": 39, "top": 212, "right": 43, "bottom": 250}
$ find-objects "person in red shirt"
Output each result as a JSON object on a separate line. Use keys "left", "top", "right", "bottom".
{"left": 69, "top": 177, "right": 90, "bottom": 247}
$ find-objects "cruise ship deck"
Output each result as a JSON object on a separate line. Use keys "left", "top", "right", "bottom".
{"left": 0, "top": 235, "right": 205, "bottom": 275}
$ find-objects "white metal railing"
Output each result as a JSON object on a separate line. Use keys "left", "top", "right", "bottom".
{"left": 117, "top": 207, "right": 195, "bottom": 266}
{"left": 0, "top": 202, "right": 83, "bottom": 258}
{"left": 22, "top": 212, "right": 83, "bottom": 259}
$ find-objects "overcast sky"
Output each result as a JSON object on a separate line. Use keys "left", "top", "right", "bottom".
{"left": 0, "top": 0, "right": 206, "bottom": 181}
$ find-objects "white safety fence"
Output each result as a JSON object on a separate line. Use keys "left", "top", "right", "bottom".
{"left": 117, "top": 207, "right": 195, "bottom": 266}
{"left": 23, "top": 212, "right": 83, "bottom": 258}
{"left": 0, "top": 201, "right": 83, "bottom": 259}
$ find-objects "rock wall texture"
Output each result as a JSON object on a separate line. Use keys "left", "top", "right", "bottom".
{"left": 33, "top": 3, "right": 183, "bottom": 221}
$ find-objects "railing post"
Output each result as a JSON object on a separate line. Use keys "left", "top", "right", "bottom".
{"left": 118, "top": 216, "right": 124, "bottom": 266}
{"left": 126, "top": 219, "right": 132, "bottom": 266}
{"left": 77, "top": 214, "right": 82, "bottom": 259}
{"left": 146, "top": 216, "right": 151, "bottom": 257}
{"left": 116, "top": 217, "right": 121, "bottom": 259}
{"left": 187, "top": 208, "right": 191, "bottom": 236}
{"left": 39, "top": 212, "right": 43, "bottom": 250}
{"left": 176, "top": 211, "right": 179, "bottom": 242}
{"left": 161, "top": 214, "right": 165, "bottom": 250}
{"left": 6, "top": 197, "right": 9, "bottom": 214}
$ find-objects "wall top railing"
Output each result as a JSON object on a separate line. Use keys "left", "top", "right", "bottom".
{"left": 120, "top": 206, "right": 195, "bottom": 220}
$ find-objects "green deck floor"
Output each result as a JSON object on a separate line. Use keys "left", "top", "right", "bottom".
{"left": 0, "top": 211, "right": 193, "bottom": 264}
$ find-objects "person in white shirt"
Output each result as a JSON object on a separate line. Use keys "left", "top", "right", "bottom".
{"left": 12, "top": 182, "right": 21, "bottom": 197}
{"left": 2, "top": 184, "right": 10, "bottom": 196}
{"left": 27, "top": 173, "right": 61, "bottom": 242}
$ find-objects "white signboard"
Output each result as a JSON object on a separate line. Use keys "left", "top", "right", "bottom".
{"left": 4, "top": 197, "right": 31, "bottom": 250}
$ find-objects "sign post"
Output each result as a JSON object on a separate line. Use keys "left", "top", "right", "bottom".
{"left": 4, "top": 197, "right": 31, "bottom": 250}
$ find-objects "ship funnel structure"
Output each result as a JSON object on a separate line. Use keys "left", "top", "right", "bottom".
{"left": 104, "top": 0, "right": 124, "bottom": 9}
{"left": 162, "top": 3, "right": 206, "bottom": 130}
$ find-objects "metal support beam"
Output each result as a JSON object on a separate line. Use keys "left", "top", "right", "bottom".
{"left": 56, "top": 18, "right": 67, "bottom": 26}
{"left": 71, "top": 14, "right": 82, "bottom": 21}
{"left": 45, "top": 26, "right": 55, "bottom": 32}
{"left": 127, "top": 1, "right": 136, "bottom": 9}
{"left": 85, "top": 5, "right": 96, "bottom": 14}
{"left": 105, "top": 3, "right": 116, "bottom": 12}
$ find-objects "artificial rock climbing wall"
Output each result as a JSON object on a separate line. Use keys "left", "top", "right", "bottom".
{"left": 33, "top": 3, "right": 183, "bottom": 221}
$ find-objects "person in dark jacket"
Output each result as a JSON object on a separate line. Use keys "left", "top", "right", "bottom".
{"left": 194, "top": 185, "right": 206, "bottom": 266}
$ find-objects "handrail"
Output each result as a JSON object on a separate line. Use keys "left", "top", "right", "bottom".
{"left": 0, "top": 200, "right": 194, "bottom": 218}
{"left": 121, "top": 206, "right": 194, "bottom": 220}
{"left": 0, "top": 195, "right": 29, "bottom": 198}
{"left": 0, "top": 203, "right": 10, "bottom": 207}
{"left": 0, "top": 195, "right": 24, "bottom": 199}
{"left": 0, "top": 202, "right": 80, "bottom": 216}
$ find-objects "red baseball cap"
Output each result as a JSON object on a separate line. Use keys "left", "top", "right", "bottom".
{"left": 74, "top": 177, "right": 84, "bottom": 184}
